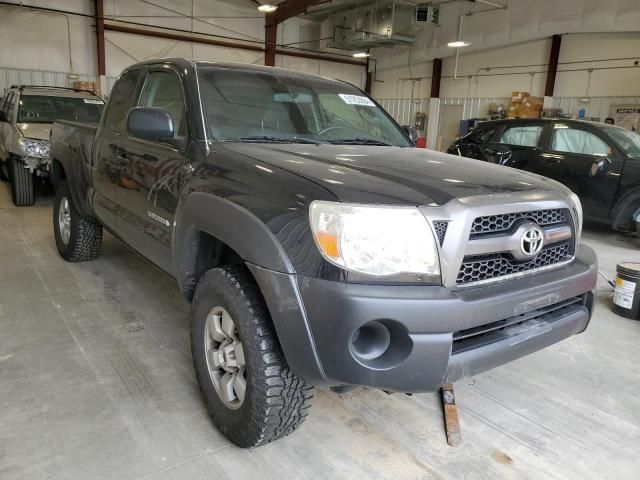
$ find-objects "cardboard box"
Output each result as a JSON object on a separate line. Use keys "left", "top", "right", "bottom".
{"left": 73, "top": 81, "right": 97, "bottom": 93}
{"left": 511, "top": 91, "right": 530, "bottom": 103}
{"left": 524, "top": 96, "right": 543, "bottom": 108}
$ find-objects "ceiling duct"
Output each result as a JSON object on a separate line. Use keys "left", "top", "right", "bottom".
{"left": 328, "top": 1, "right": 433, "bottom": 50}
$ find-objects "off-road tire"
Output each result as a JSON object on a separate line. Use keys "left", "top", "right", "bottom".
{"left": 53, "top": 181, "right": 103, "bottom": 261}
{"left": 10, "top": 157, "right": 34, "bottom": 206}
{"left": 0, "top": 159, "right": 8, "bottom": 181}
{"left": 191, "top": 266, "right": 314, "bottom": 448}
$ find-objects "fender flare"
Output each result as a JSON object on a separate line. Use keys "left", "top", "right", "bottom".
{"left": 173, "top": 192, "right": 327, "bottom": 383}
{"left": 51, "top": 157, "right": 91, "bottom": 217}
{"left": 173, "top": 192, "right": 295, "bottom": 299}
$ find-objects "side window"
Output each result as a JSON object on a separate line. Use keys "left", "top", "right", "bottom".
{"left": 104, "top": 70, "right": 142, "bottom": 132}
{"left": 499, "top": 125, "right": 542, "bottom": 147}
{"left": 1, "top": 93, "right": 10, "bottom": 112}
{"left": 5, "top": 93, "right": 16, "bottom": 120}
{"left": 551, "top": 127, "right": 610, "bottom": 156}
{"left": 137, "top": 70, "right": 186, "bottom": 138}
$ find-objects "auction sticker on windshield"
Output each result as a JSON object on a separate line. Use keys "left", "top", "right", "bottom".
{"left": 338, "top": 94, "right": 375, "bottom": 107}
{"left": 83, "top": 99, "right": 104, "bottom": 104}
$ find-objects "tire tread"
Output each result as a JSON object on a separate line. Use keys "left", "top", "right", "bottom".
{"left": 10, "top": 158, "right": 34, "bottom": 206}
{"left": 54, "top": 181, "right": 102, "bottom": 261}
{"left": 191, "top": 266, "right": 313, "bottom": 448}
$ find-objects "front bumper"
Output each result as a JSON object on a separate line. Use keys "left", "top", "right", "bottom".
{"left": 250, "top": 245, "right": 597, "bottom": 392}
{"left": 20, "top": 155, "right": 51, "bottom": 175}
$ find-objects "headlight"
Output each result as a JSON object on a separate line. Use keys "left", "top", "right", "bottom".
{"left": 567, "top": 191, "right": 583, "bottom": 238}
{"left": 19, "top": 138, "right": 50, "bottom": 158}
{"left": 309, "top": 201, "right": 440, "bottom": 279}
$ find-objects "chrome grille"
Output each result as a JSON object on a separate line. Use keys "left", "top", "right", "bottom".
{"left": 418, "top": 191, "right": 578, "bottom": 288}
{"left": 457, "top": 242, "right": 571, "bottom": 285}
{"left": 433, "top": 221, "right": 448, "bottom": 245}
{"left": 470, "top": 209, "right": 568, "bottom": 237}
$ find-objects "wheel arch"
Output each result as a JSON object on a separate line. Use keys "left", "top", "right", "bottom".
{"left": 174, "top": 192, "right": 328, "bottom": 385}
{"left": 51, "top": 157, "right": 94, "bottom": 218}
{"left": 174, "top": 192, "right": 295, "bottom": 302}
{"left": 611, "top": 185, "right": 640, "bottom": 230}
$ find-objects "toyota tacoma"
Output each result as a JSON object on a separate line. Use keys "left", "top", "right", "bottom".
{"left": 49, "top": 59, "right": 598, "bottom": 448}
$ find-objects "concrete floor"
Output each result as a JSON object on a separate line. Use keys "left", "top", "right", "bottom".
{"left": 1, "top": 182, "right": 639, "bottom": 480}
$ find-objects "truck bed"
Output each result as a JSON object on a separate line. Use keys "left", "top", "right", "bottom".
{"left": 50, "top": 120, "right": 99, "bottom": 217}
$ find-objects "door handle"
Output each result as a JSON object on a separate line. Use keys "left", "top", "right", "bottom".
{"left": 485, "top": 148, "right": 502, "bottom": 155}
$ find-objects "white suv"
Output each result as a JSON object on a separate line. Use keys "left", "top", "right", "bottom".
{"left": 0, "top": 86, "right": 104, "bottom": 205}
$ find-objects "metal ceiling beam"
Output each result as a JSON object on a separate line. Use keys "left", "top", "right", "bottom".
{"left": 264, "top": 0, "right": 329, "bottom": 66}
{"left": 271, "top": 0, "right": 330, "bottom": 24}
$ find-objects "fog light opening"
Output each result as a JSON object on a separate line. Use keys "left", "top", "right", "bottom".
{"left": 350, "top": 321, "right": 391, "bottom": 361}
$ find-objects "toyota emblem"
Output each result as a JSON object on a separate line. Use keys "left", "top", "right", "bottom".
{"left": 521, "top": 226, "right": 544, "bottom": 257}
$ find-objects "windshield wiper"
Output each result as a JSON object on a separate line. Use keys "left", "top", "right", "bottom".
{"left": 224, "top": 136, "right": 322, "bottom": 145}
{"left": 328, "top": 138, "right": 391, "bottom": 146}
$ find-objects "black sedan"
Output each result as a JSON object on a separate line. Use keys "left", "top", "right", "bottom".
{"left": 448, "top": 118, "right": 640, "bottom": 230}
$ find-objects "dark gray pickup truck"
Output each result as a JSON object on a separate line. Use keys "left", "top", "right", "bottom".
{"left": 50, "top": 58, "right": 598, "bottom": 448}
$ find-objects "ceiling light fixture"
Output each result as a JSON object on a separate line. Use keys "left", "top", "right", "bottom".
{"left": 258, "top": 4, "right": 278, "bottom": 13}
{"left": 447, "top": 40, "right": 470, "bottom": 48}
{"left": 352, "top": 52, "right": 370, "bottom": 58}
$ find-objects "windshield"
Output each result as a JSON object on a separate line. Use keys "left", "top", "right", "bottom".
{"left": 603, "top": 125, "right": 640, "bottom": 157}
{"left": 17, "top": 95, "right": 104, "bottom": 123}
{"left": 196, "top": 67, "right": 411, "bottom": 147}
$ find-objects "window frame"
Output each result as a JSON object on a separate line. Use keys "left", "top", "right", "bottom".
{"left": 103, "top": 68, "right": 144, "bottom": 134}
{"left": 1, "top": 92, "right": 12, "bottom": 113}
{"left": 4, "top": 92, "right": 16, "bottom": 121}
{"left": 548, "top": 123, "right": 612, "bottom": 157}
{"left": 127, "top": 66, "right": 190, "bottom": 149}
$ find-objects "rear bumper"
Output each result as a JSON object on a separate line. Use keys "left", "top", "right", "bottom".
{"left": 250, "top": 245, "right": 597, "bottom": 392}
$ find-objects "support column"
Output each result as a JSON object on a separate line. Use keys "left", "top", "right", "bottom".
{"left": 430, "top": 58, "right": 442, "bottom": 98}
{"left": 544, "top": 34, "right": 562, "bottom": 97}
{"left": 264, "top": 18, "right": 277, "bottom": 67}
{"left": 94, "top": 0, "right": 105, "bottom": 76}
{"left": 364, "top": 59, "right": 372, "bottom": 94}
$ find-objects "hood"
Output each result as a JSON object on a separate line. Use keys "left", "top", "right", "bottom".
{"left": 17, "top": 123, "right": 51, "bottom": 141}
{"left": 220, "top": 143, "right": 563, "bottom": 205}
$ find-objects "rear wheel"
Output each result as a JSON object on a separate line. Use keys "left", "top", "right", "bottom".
{"left": 53, "top": 181, "right": 103, "bottom": 261}
{"left": 10, "top": 158, "right": 34, "bottom": 206}
{"left": 191, "top": 266, "right": 314, "bottom": 448}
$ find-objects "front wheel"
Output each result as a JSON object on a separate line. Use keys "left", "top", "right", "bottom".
{"left": 0, "top": 159, "right": 8, "bottom": 181}
{"left": 53, "top": 181, "right": 103, "bottom": 261}
{"left": 10, "top": 158, "right": 34, "bottom": 206}
{"left": 191, "top": 266, "right": 314, "bottom": 448}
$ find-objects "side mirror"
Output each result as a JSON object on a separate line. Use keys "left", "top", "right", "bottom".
{"left": 126, "top": 107, "right": 174, "bottom": 143}
{"left": 401, "top": 125, "right": 418, "bottom": 143}
{"left": 0, "top": 110, "right": 7, "bottom": 123}
{"left": 589, "top": 157, "right": 612, "bottom": 178}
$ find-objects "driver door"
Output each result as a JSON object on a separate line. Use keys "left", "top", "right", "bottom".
{"left": 536, "top": 123, "right": 623, "bottom": 219}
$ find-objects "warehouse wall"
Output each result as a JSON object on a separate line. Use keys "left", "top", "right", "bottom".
{"left": 0, "top": 0, "right": 96, "bottom": 75}
{"left": 372, "top": 33, "right": 640, "bottom": 100}
{"left": 0, "top": 0, "right": 365, "bottom": 90}
{"left": 102, "top": 0, "right": 264, "bottom": 77}
{"left": 371, "top": 0, "right": 640, "bottom": 100}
